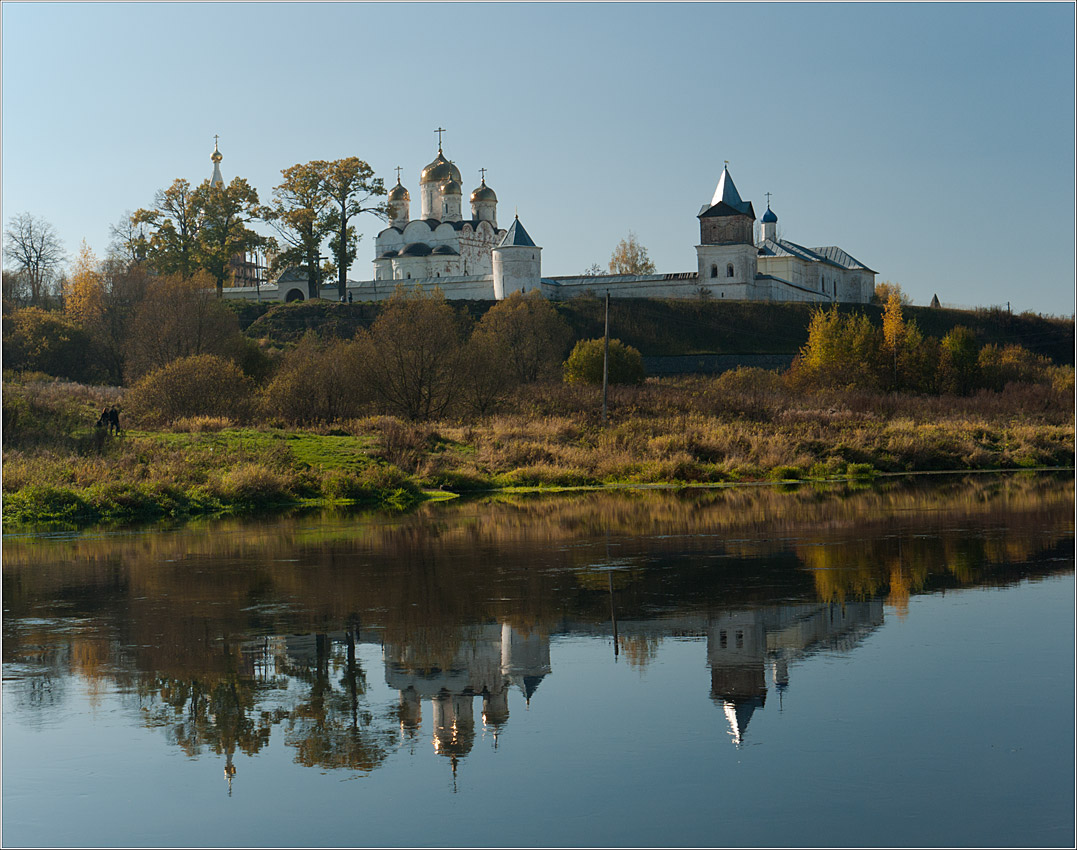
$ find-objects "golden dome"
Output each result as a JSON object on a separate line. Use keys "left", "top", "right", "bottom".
{"left": 441, "top": 176, "right": 462, "bottom": 196}
{"left": 421, "top": 151, "right": 461, "bottom": 185}
{"left": 211, "top": 149, "right": 223, "bottom": 164}
{"left": 388, "top": 181, "right": 410, "bottom": 201}
{"left": 470, "top": 180, "right": 497, "bottom": 204}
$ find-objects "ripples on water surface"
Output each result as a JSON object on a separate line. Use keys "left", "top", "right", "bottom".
{"left": 3, "top": 474, "right": 1074, "bottom": 848}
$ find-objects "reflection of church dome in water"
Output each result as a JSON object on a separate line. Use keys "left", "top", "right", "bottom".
{"left": 432, "top": 691, "right": 476, "bottom": 761}
{"left": 420, "top": 150, "right": 461, "bottom": 185}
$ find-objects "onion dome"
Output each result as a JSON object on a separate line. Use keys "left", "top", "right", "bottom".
{"left": 211, "top": 139, "right": 223, "bottom": 164}
{"left": 470, "top": 179, "right": 497, "bottom": 203}
{"left": 761, "top": 205, "right": 777, "bottom": 224}
{"left": 388, "top": 180, "right": 410, "bottom": 202}
{"left": 440, "top": 176, "right": 462, "bottom": 196}
{"left": 421, "top": 150, "right": 461, "bottom": 185}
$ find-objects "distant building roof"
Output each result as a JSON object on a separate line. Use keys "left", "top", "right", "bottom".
{"left": 757, "top": 239, "right": 876, "bottom": 274}
{"left": 498, "top": 216, "right": 536, "bottom": 247}
{"left": 809, "top": 245, "right": 877, "bottom": 273}
{"left": 276, "top": 266, "right": 306, "bottom": 283}
{"left": 701, "top": 166, "right": 754, "bottom": 218}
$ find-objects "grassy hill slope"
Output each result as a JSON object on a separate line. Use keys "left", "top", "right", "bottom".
{"left": 232, "top": 298, "right": 1074, "bottom": 365}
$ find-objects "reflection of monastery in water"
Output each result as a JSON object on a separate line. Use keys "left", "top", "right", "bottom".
{"left": 706, "top": 599, "right": 884, "bottom": 745}
{"left": 384, "top": 625, "right": 551, "bottom": 771}
{"left": 270, "top": 598, "right": 884, "bottom": 773}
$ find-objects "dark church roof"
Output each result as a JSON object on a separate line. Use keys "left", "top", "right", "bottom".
{"left": 498, "top": 216, "right": 536, "bottom": 247}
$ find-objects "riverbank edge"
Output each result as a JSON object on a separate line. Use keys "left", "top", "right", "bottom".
{"left": 3, "top": 465, "right": 1073, "bottom": 536}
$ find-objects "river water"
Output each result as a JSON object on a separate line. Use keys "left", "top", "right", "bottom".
{"left": 2, "top": 474, "right": 1074, "bottom": 848}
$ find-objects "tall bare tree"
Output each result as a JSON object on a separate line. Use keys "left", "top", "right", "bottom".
{"left": 355, "top": 288, "right": 466, "bottom": 420}
{"left": 3, "top": 212, "right": 66, "bottom": 306}
{"left": 108, "top": 211, "right": 150, "bottom": 267}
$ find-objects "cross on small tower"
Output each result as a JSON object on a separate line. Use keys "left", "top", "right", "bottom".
{"left": 214, "top": 134, "right": 219, "bottom": 150}
{"left": 479, "top": 167, "right": 487, "bottom": 183}
{"left": 765, "top": 191, "right": 772, "bottom": 207}
{"left": 435, "top": 127, "right": 446, "bottom": 150}
{"left": 395, "top": 166, "right": 403, "bottom": 183}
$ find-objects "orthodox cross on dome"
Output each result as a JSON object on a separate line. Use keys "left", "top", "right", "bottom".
{"left": 479, "top": 167, "right": 487, "bottom": 183}
{"left": 395, "top": 166, "right": 403, "bottom": 182}
{"left": 214, "top": 134, "right": 219, "bottom": 149}
{"left": 435, "top": 126, "right": 446, "bottom": 151}
{"left": 765, "top": 191, "right": 772, "bottom": 207}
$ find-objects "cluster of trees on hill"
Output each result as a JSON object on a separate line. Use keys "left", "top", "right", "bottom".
{"left": 119, "top": 290, "right": 642, "bottom": 426}
{"left": 3, "top": 259, "right": 257, "bottom": 387}
{"left": 112, "top": 290, "right": 641, "bottom": 424}
{"left": 124, "top": 156, "right": 385, "bottom": 298}
{"left": 788, "top": 292, "right": 1067, "bottom": 395}
{"left": 3, "top": 155, "right": 386, "bottom": 310}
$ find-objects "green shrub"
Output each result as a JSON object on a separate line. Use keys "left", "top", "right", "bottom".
{"left": 496, "top": 464, "right": 597, "bottom": 488}
{"left": 708, "top": 367, "right": 783, "bottom": 420}
{"left": 769, "top": 465, "right": 804, "bottom": 481}
{"left": 216, "top": 464, "right": 295, "bottom": 510}
{"left": 260, "top": 335, "right": 367, "bottom": 424}
{"left": 563, "top": 338, "right": 645, "bottom": 386}
{"left": 977, "top": 344, "right": 1054, "bottom": 391}
{"left": 125, "top": 354, "right": 255, "bottom": 426}
{"left": 846, "top": 463, "right": 876, "bottom": 479}
{"left": 3, "top": 485, "right": 91, "bottom": 525}
{"left": 1, "top": 307, "right": 106, "bottom": 383}
{"left": 425, "top": 469, "right": 494, "bottom": 493}
{"left": 321, "top": 469, "right": 371, "bottom": 501}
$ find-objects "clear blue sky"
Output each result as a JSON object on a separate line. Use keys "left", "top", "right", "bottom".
{"left": 3, "top": 2, "right": 1074, "bottom": 314}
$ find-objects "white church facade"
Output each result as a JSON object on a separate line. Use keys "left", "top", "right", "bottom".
{"left": 220, "top": 140, "right": 875, "bottom": 305}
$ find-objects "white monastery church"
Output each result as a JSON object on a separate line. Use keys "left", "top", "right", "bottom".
{"left": 220, "top": 138, "right": 876, "bottom": 304}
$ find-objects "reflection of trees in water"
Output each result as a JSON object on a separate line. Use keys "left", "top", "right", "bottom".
{"left": 140, "top": 673, "right": 277, "bottom": 761}
{"left": 278, "top": 630, "right": 396, "bottom": 772}
{"left": 4, "top": 473, "right": 1072, "bottom": 767}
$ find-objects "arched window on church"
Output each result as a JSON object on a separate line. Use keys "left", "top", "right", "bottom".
{"left": 726, "top": 264, "right": 734, "bottom": 278}
{"left": 710, "top": 264, "right": 718, "bottom": 278}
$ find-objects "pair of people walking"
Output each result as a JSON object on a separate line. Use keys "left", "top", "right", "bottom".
{"left": 96, "top": 406, "right": 121, "bottom": 435}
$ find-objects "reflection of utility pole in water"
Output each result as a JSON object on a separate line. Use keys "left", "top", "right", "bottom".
{"left": 609, "top": 571, "right": 619, "bottom": 660}
{"left": 606, "top": 532, "right": 618, "bottom": 659}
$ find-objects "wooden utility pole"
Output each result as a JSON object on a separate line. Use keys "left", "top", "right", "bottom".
{"left": 602, "top": 290, "right": 610, "bottom": 423}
